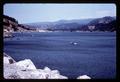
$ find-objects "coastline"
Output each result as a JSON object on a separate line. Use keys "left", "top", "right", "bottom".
{"left": 11, "top": 31, "right": 116, "bottom": 34}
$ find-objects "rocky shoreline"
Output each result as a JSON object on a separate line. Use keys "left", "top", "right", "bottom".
{"left": 3, "top": 53, "right": 91, "bottom": 79}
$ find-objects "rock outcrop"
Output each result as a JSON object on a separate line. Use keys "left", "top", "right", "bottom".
{"left": 3, "top": 15, "right": 36, "bottom": 38}
{"left": 4, "top": 53, "right": 16, "bottom": 64}
{"left": 3, "top": 53, "right": 68, "bottom": 79}
{"left": 77, "top": 75, "right": 91, "bottom": 79}
{"left": 3, "top": 53, "right": 91, "bottom": 79}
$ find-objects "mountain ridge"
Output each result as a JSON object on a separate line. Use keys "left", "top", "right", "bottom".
{"left": 23, "top": 16, "right": 116, "bottom": 32}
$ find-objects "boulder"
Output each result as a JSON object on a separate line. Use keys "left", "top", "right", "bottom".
{"left": 43, "top": 67, "right": 51, "bottom": 72}
{"left": 37, "top": 67, "right": 68, "bottom": 79}
{"left": 4, "top": 57, "right": 11, "bottom": 64}
{"left": 77, "top": 75, "right": 91, "bottom": 79}
{"left": 4, "top": 54, "right": 16, "bottom": 64}
{"left": 51, "top": 70, "right": 60, "bottom": 74}
{"left": 15, "top": 59, "right": 36, "bottom": 70}
{"left": 4, "top": 63, "right": 22, "bottom": 79}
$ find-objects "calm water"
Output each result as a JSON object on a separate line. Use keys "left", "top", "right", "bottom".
{"left": 4, "top": 32, "right": 116, "bottom": 79}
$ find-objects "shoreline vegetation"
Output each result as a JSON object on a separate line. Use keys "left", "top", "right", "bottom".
{"left": 3, "top": 15, "right": 116, "bottom": 79}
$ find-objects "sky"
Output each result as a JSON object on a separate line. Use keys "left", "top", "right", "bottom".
{"left": 4, "top": 4, "right": 116, "bottom": 24}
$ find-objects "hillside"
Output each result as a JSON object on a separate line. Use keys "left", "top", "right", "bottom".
{"left": 3, "top": 15, "right": 36, "bottom": 37}
{"left": 24, "top": 16, "right": 116, "bottom": 32}
{"left": 3, "top": 15, "right": 116, "bottom": 34}
{"left": 81, "top": 16, "right": 116, "bottom": 32}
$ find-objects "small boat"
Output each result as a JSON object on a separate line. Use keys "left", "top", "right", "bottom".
{"left": 73, "top": 42, "right": 77, "bottom": 45}
{"left": 70, "top": 42, "right": 78, "bottom": 45}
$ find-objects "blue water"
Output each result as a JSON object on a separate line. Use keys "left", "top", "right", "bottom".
{"left": 4, "top": 32, "right": 116, "bottom": 79}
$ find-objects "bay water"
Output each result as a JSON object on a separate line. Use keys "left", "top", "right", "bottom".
{"left": 4, "top": 32, "right": 116, "bottom": 79}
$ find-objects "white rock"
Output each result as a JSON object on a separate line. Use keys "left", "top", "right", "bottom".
{"left": 49, "top": 74, "right": 68, "bottom": 79}
{"left": 4, "top": 55, "right": 68, "bottom": 79}
{"left": 4, "top": 62, "right": 68, "bottom": 79}
{"left": 58, "top": 75, "right": 68, "bottom": 79}
{"left": 51, "top": 70, "right": 60, "bottom": 74}
{"left": 77, "top": 75, "right": 91, "bottom": 79}
{"left": 37, "top": 68, "right": 68, "bottom": 79}
{"left": 43, "top": 67, "right": 51, "bottom": 72}
{"left": 4, "top": 64, "right": 41, "bottom": 79}
{"left": 15, "top": 59, "right": 36, "bottom": 70}
{"left": 17, "top": 70, "right": 42, "bottom": 79}
{"left": 4, "top": 63, "right": 21, "bottom": 79}
{"left": 4, "top": 57, "right": 16, "bottom": 64}
{"left": 4, "top": 57, "right": 10, "bottom": 64}
{"left": 4, "top": 54, "right": 16, "bottom": 64}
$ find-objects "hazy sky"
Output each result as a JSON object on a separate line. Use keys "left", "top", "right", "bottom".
{"left": 4, "top": 4, "right": 116, "bottom": 24}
